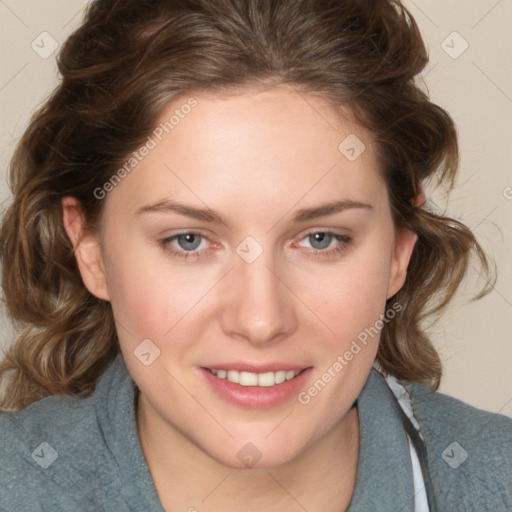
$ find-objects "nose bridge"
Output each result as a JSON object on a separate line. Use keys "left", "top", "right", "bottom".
{"left": 221, "top": 246, "right": 297, "bottom": 344}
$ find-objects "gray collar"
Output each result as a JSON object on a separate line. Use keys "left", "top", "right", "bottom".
{"left": 96, "top": 356, "right": 414, "bottom": 511}
{"left": 348, "top": 369, "right": 415, "bottom": 511}
{"left": 95, "top": 354, "right": 165, "bottom": 510}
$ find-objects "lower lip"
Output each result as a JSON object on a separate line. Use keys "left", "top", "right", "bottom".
{"left": 200, "top": 367, "right": 313, "bottom": 409}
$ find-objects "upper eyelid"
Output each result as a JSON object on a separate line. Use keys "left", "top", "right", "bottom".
{"left": 292, "top": 228, "right": 351, "bottom": 243}
{"left": 161, "top": 230, "right": 212, "bottom": 242}
{"left": 162, "top": 228, "right": 350, "bottom": 239}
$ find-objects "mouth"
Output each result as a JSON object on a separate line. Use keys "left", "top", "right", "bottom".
{"left": 206, "top": 368, "right": 305, "bottom": 387}
{"left": 200, "top": 365, "right": 313, "bottom": 408}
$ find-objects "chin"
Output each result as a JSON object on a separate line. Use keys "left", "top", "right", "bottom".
{"left": 199, "top": 432, "right": 310, "bottom": 470}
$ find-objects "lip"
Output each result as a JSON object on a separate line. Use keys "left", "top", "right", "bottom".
{"left": 199, "top": 366, "right": 313, "bottom": 409}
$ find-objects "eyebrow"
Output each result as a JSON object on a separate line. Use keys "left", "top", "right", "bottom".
{"left": 292, "top": 200, "right": 372, "bottom": 222}
{"left": 135, "top": 199, "right": 372, "bottom": 224}
{"left": 135, "top": 200, "right": 226, "bottom": 224}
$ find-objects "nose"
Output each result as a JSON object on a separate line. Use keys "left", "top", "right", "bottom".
{"left": 220, "top": 253, "right": 298, "bottom": 346}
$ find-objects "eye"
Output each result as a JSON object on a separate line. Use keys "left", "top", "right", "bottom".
{"left": 174, "top": 233, "right": 204, "bottom": 251}
{"left": 307, "top": 232, "right": 335, "bottom": 250}
{"left": 294, "top": 230, "right": 352, "bottom": 258}
{"left": 159, "top": 231, "right": 213, "bottom": 260}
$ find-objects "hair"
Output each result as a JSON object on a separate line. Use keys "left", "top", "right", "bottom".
{"left": 0, "top": 0, "right": 493, "bottom": 411}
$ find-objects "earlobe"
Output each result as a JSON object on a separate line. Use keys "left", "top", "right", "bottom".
{"left": 386, "top": 228, "right": 418, "bottom": 300}
{"left": 62, "top": 197, "right": 110, "bottom": 301}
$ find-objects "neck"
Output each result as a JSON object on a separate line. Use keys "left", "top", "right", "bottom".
{"left": 136, "top": 392, "right": 360, "bottom": 512}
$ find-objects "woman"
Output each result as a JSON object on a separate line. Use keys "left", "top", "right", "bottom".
{"left": 1, "top": 0, "right": 511, "bottom": 510}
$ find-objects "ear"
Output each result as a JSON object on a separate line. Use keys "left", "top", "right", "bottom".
{"left": 62, "top": 196, "right": 110, "bottom": 301}
{"left": 386, "top": 189, "right": 425, "bottom": 299}
{"left": 386, "top": 227, "right": 418, "bottom": 300}
{"left": 415, "top": 187, "right": 426, "bottom": 207}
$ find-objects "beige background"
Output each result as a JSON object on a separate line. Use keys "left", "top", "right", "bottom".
{"left": 0, "top": 1, "right": 511, "bottom": 417}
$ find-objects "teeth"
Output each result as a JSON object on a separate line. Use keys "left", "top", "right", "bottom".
{"left": 227, "top": 370, "right": 239, "bottom": 384}
{"left": 209, "top": 368, "right": 302, "bottom": 387}
{"left": 274, "top": 371, "right": 286, "bottom": 384}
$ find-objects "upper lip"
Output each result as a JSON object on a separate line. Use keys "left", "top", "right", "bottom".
{"left": 202, "top": 363, "right": 311, "bottom": 373}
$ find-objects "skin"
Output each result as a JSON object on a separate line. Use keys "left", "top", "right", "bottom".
{"left": 63, "top": 85, "right": 417, "bottom": 511}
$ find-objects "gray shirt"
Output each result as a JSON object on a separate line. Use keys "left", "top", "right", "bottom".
{"left": 1, "top": 354, "right": 511, "bottom": 511}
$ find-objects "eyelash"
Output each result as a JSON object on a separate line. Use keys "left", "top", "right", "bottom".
{"left": 158, "top": 231, "right": 352, "bottom": 261}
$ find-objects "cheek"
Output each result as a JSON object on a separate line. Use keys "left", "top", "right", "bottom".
{"left": 293, "top": 239, "right": 393, "bottom": 346}
{"left": 104, "top": 254, "right": 166, "bottom": 335}
{"left": 103, "top": 241, "right": 222, "bottom": 347}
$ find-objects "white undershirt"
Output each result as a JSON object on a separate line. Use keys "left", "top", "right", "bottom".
{"left": 406, "top": 432, "right": 430, "bottom": 512}
{"left": 374, "top": 366, "right": 430, "bottom": 512}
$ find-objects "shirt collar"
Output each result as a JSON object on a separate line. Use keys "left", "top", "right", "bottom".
{"left": 96, "top": 356, "right": 414, "bottom": 511}
{"left": 95, "top": 353, "right": 165, "bottom": 510}
{"left": 348, "top": 368, "right": 415, "bottom": 511}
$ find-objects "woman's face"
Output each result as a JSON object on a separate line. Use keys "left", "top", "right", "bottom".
{"left": 71, "top": 85, "right": 417, "bottom": 468}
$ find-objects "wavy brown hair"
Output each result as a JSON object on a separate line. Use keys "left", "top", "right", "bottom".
{"left": 0, "top": 0, "right": 492, "bottom": 411}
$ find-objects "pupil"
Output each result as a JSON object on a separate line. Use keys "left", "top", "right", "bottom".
{"left": 309, "top": 232, "right": 332, "bottom": 250}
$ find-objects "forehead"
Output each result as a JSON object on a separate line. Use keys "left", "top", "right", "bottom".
{"left": 105, "top": 85, "right": 387, "bottom": 218}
